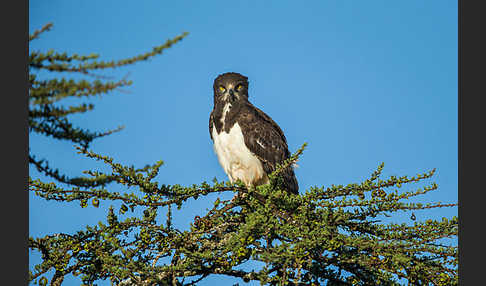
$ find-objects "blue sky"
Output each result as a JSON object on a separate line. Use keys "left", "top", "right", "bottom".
{"left": 29, "top": 1, "right": 457, "bottom": 285}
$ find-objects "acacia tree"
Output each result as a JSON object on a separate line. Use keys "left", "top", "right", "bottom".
{"left": 29, "top": 24, "right": 458, "bottom": 286}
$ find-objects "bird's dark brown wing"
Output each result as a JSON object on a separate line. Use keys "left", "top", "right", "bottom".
{"left": 209, "top": 112, "right": 213, "bottom": 140}
{"left": 237, "top": 103, "right": 299, "bottom": 194}
{"left": 209, "top": 110, "right": 214, "bottom": 140}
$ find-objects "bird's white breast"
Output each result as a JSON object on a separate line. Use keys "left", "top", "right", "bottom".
{"left": 211, "top": 122, "right": 268, "bottom": 187}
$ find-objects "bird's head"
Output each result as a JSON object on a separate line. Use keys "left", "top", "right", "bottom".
{"left": 213, "top": 72, "right": 249, "bottom": 105}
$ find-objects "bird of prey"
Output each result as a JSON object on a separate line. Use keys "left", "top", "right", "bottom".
{"left": 209, "top": 72, "right": 298, "bottom": 194}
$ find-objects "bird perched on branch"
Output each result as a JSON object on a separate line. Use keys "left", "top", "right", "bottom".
{"left": 209, "top": 72, "right": 298, "bottom": 194}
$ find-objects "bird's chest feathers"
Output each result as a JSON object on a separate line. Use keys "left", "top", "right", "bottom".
{"left": 211, "top": 122, "right": 266, "bottom": 185}
{"left": 212, "top": 122, "right": 254, "bottom": 170}
{"left": 220, "top": 103, "right": 232, "bottom": 126}
{"left": 213, "top": 102, "right": 242, "bottom": 134}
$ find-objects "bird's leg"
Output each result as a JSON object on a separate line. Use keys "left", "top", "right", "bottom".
{"left": 239, "top": 182, "right": 252, "bottom": 200}
{"left": 230, "top": 182, "right": 250, "bottom": 204}
{"left": 230, "top": 193, "right": 239, "bottom": 204}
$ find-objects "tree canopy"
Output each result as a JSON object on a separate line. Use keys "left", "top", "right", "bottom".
{"left": 29, "top": 24, "right": 458, "bottom": 286}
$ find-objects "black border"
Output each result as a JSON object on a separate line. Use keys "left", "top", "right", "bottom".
{"left": 459, "top": 0, "right": 484, "bottom": 284}
{"left": 3, "top": 0, "right": 29, "bottom": 284}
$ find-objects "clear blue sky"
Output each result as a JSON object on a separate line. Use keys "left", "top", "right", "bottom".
{"left": 29, "top": 1, "right": 457, "bottom": 285}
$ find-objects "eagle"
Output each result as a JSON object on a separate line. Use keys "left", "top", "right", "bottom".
{"left": 209, "top": 72, "right": 298, "bottom": 194}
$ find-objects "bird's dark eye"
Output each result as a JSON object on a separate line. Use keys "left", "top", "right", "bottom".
{"left": 218, "top": 86, "right": 226, "bottom": 93}
{"left": 235, "top": 84, "right": 243, "bottom": 91}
